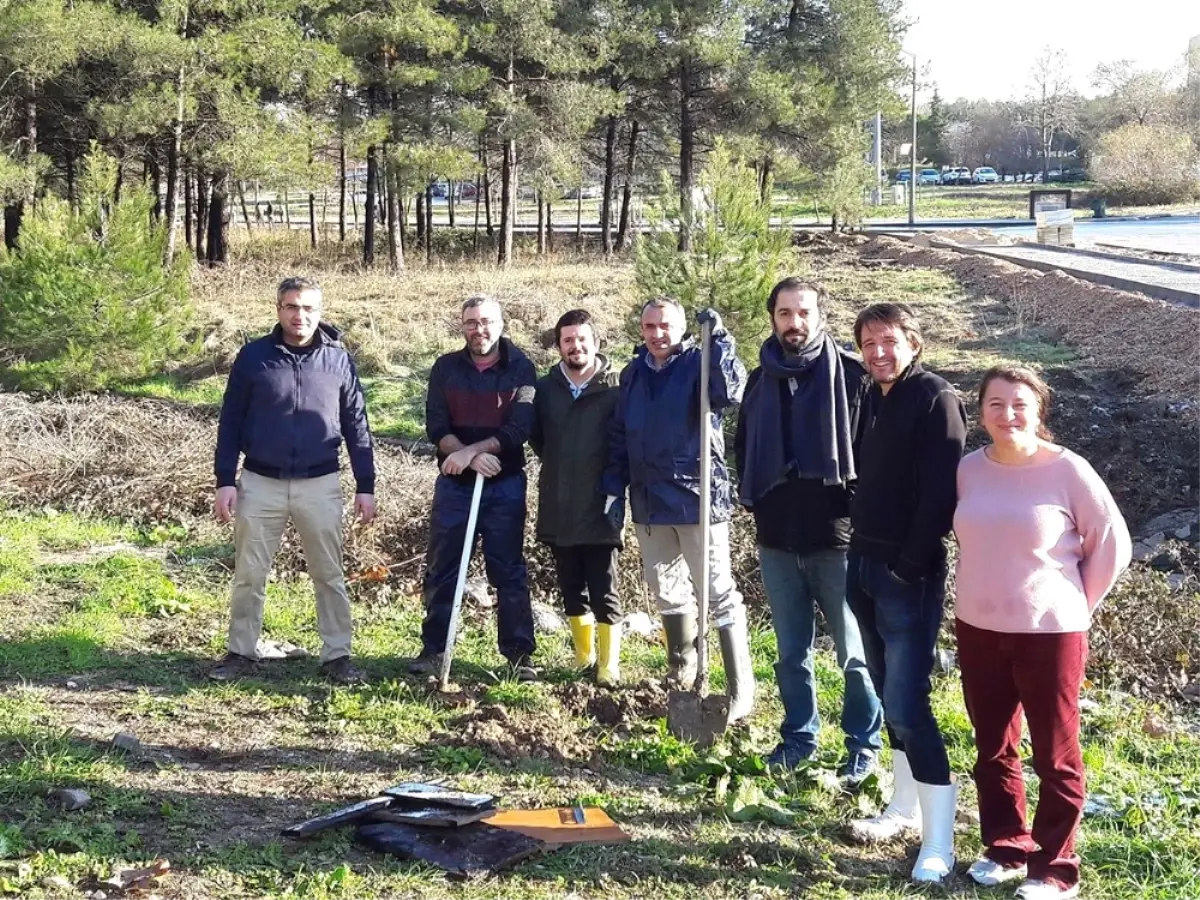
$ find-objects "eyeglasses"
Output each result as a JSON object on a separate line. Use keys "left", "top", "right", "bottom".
{"left": 463, "top": 318, "right": 498, "bottom": 332}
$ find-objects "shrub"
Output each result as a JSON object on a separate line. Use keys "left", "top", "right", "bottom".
{"left": 0, "top": 147, "right": 193, "bottom": 392}
{"left": 634, "top": 143, "right": 797, "bottom": 358}
{"left": 1091, "top": 123, "right": 1200, "bottom": 206}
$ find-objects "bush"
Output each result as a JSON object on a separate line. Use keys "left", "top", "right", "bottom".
{"left": 1091, "top": 123, "right": 1200, "bottom": 206}
{"left": 634, "top": 143, "right": 797, "bottom": 358}
{"left": 0, "top": 148, "right": 193, "bottom": 392}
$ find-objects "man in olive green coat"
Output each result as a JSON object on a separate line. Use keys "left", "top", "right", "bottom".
{"left": 530, "top": 309, "right": 624, "bottom": 685}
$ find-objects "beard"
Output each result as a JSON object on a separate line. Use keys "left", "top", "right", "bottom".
{"left": 776, "top": 328, "right": 808, "bottom": 352}
{"left": 565, "top": 356, "right": 589, "bottom": 371}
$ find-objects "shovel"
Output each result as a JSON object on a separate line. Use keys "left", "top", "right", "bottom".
{"left": 666, "top": 318, "right": 730, "bottom": 747}
{"left": 439, "top": 471, "right": 485, "bottom": 692}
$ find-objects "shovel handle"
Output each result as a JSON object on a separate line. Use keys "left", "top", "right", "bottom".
{"left": 440, "top": 471, "right": 485, "bottom": 690}
{"left": 696, "top": 318, "right": 713, "bottom": 696}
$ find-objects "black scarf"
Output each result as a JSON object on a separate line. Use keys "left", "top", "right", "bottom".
{"left": 739, "top": 332, "right": 856, "bottom": 506}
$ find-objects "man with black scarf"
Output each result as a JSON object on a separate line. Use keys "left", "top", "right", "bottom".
{"left": 734, "top": 278, "right": 883, "bottom": 782}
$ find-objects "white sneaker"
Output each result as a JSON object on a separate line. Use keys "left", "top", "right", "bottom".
{"left": 847, "top": 751, "right": 921, "bottom": 844}
{"left": 1016, "top": 878, "right": 1081, "bottom": 900}
{"left": 968, "top": 857, "right": 1028, "bottom": 886}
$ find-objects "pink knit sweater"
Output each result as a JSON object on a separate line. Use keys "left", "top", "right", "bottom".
{"left": 953, "top": 446, "right": 1132, "bottom": 634}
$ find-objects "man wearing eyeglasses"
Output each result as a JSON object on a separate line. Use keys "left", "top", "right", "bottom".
{"left": 408, "top": 295, "right": 540, "bottom": 681}
{"left": 211, "top": 276, "right": 376, "bottom": 684}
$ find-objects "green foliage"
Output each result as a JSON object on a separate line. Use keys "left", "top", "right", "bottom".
{"left": 818, "top": 124, "right": 874, "bottom": 228}
{"left": 634, "top": 144, "right": 795, "bottom": 355}
{"left": 601, "top": 719, "right": 696, "bottom": 774}
{"left": 1092, "top": 123, "right": 1200, "bottom": 206}
{"left": 0, "top": 146, "right": 193, "bottom": 392}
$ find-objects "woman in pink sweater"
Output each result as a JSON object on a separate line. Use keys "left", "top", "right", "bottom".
{"left": 954, "top": 366, "right": 1131, "bottom": 900}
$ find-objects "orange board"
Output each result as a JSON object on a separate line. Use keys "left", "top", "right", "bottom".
{"left": 485, "top": 807, "right": 630, "bottom": 845}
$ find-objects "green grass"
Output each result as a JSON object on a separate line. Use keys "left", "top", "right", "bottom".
{"left": 4, "top": 250, "right": 1196, "bottom": 898}
{"left": 0, "top": 504, "right": 1197, "bottom": 899}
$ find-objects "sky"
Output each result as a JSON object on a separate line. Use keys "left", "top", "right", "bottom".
{"left": 900, "top": 0, "right": 1200, "bottom": 103}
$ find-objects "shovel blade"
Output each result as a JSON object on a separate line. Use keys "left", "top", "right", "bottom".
{"left": 666, "top": 690, "right": 730, "bottom": 748}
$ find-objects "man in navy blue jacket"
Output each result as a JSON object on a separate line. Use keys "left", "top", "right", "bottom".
{"left": 601, "top": 298, "right": 755, "bottom": 722}
{"left": 408, "top": 295, "right": 539, "bottom": 681}
{"left": 211, "top": 277, "right": 375, "bottom": 684}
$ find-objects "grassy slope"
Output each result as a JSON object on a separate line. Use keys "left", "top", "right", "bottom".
{"left": 3, "top": 248, "right": 1198, "bottom": 899}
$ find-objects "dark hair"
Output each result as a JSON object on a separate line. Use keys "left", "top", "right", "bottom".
{"left": 978, "top": 365, "right": 1054, "bottom": 440}
{"left": 640, "top": 296, "right": 685, "bottom": 318}
{"left": 462, "top": 293, "right": 501, "bottom": 313}
{"left": 554, "top": 309, "right": 595, "bottom": 345}
{"left": 853, "top": 302, "right": 923, "bottom": 359}
{"left": 277, "top": 276, "right": 322, "bottom": 304}
{"left": 767, "top": 277, "right": 829, "bottom": 317}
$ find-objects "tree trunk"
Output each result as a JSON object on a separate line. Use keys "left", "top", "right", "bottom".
{"left": 616, "top": 119, "right": 640, "bottom": 251}
{"left": 183, "top": 161, "right": 193, "bottom": 249}
{"left": 473, "top": 171, "right": 482, "bottom": 252}
{"left": 363, "top": 143, "right": 377, "bottom": 267}
{"left": 3, "top": 84, "right": 37, "bottom": 249}
{"left": 546, "top": 201, "right": 554, "bottom": 254}
{"left": 498, "top": 135, "right": 516, "bottom": 267}
{"left": 66, "top": 150, "right": 78, "bottom": 212}
{"left": 351, "top": 181, "right": 358, "bottom": 228}
{"left": 425, "top": 183, "right": 433, "bottom": 264}
{"left": 398, "top": 191, "right": 407, "bottom": 254}
{"left": 536, "top": 190, "right": 546, "bottom": 255}
{"left": 483, "top": 149, "right": 494, "bottom": 236}
{"left": 601, "top": 101, "right": 618, "bottom": 256}
{"left": 386, "top": 157, "right": 402, "bottom": 271}
{"left": 679, "top": 57, "right": 695, "bottom": 252}
{"left": 758, "top": 156, "right": 772, "bottom": 203}
{"left": 195, "top": 169, "right": 207, "bottom": 259}
{"left": 149, "top": 146, "right": 163, "bottom": 221}
{"left": 113, "top": 158, "right": 124, "bottom": 207}
{"left": 206, "top": 171, "right": 229, "bottom": 266}
{"left": 308, "top": 190, "right": 317, "bottom": 249}
{"left": 575, "top": 186, "right": 582, "bottom": 245}
{"left": 338, "top": 134, "right": 347, "bottom": 242}
{"left": 415, "top": 190, "right": 426, "bottom": 240}
{"left": 236, "top": 180, "right": 253, "bottom": 234}
{"left": 448, "top": 180, "right": 456, "bottom": 227}
{"left": 283, "top": 189, "right": 291, "bottom": 228}
{"left": 2, "top": 207, "right": 19, "bottom": 252}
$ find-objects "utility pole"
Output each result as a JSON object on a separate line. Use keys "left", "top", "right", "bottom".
{"left": 874, "top": 111, "right": 883, "bottom": 206}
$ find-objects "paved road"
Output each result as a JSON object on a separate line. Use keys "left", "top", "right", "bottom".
{"left": 1005, "top": 216, "right": 1200, "bottom": 256}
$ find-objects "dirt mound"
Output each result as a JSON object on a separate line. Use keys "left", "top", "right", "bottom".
{"left": 442, "top": 702, "right": 594, "bottom": 765}
{"left": 557, "top": 679, "right": 669, "bottom": 726}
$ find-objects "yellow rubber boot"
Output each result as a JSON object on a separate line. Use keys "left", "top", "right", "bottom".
{"left": 568, "top": 613, "right": 596, "bottom": 668}
{"left": 596, "top": 622, "right": 622, "bottom": 687}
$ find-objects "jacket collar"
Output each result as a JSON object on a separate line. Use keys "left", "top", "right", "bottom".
{"left": 551, "top": 354, "right": 615, "bottom": 392}
{"left": 270, "top": 321, "right": 341, "bottom": 351}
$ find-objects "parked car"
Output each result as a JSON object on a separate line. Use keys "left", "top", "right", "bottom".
{"left": 943, "top": 166, "right": 972, "bottom": 185}
{"left": 972, "top": 166, "right": 999, "bottom": 184}
{"left": 918, "top": 168, "right": 942, "bottom": 185}
{"left": 895, "top": 169, "right": 912, "bottom": 183}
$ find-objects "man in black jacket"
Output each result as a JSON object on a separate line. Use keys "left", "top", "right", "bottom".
{"left": 530, "top": 309, "right": 623, "bottom": 685}
{"left": 211, "top": 277, "right": 376, "bottom": 684}
{"left": 844, "top": 302, "right": 966, "bottom": 885}
{"left": 734, "top": 278, "right": 883, "bottom": 780}
{"left": 408, "top": 295, "right": 539, "bottom": 681}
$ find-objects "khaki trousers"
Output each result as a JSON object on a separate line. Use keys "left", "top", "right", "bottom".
{"left": 633, "top": 521, "right": 745, "bottom": 628}
{"left": 228, "top": 470, "right": 352, "bottom": 663}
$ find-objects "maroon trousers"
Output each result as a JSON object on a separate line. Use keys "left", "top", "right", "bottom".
{"left": 956, "top": 618, "right": 1088, "bottom": 889}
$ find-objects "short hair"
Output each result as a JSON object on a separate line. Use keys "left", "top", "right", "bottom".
{"left": 462, "top": 293, "right": 501, "bottom": 314}
{"left": 277, "top": 276, "right": 322, "bottom": 304}
{"left": 978, "top": 365, "right": 1054, "bottom": 440}
{"left": 767, "top": 277, "right": 830, "bottom": 317}
{"left": 554, "top": 309, "right": 595, "bottom": 345}
{"left": 853, "top": 302, "right": 923, "bottom": 358}
{"left": 639, "top": 296, "right": 685, "bottom": 319}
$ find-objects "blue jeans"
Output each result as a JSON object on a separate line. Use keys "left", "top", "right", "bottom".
{"left": 758, "top": 546, "right": 883, "bottom": 757}
{"left": 845, "top": 549, "right": 951, "bottom": 785}
{"left": 421, "top": 473, "right": 535, "bottom": 662}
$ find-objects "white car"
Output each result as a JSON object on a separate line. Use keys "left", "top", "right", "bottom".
{"left": 973, "top": 167, "right": 999, "bottom": 184}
